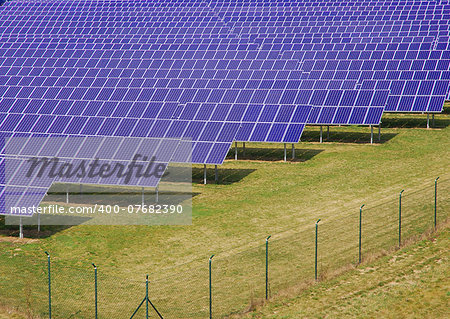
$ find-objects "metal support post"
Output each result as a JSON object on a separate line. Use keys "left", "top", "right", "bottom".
{"left": 283, "top": 143, "right": 287, "bottom": 162}
{"left": 265, "top": 236, "right": 271, "bottom": 300}
{"left": 427, "top": 113, "right": 430, "bottom": 128}
{"left": 370, "top": 125, "right": 373, "bottom": 144}
{"left": 146, "top": 275, "right": 149, "bottom": 319}
{"left": 209, "top": 255, "right": 215, "bottom": 319}
{"left": 327, "top": 125, "right": 330, "bottom": 140}
{"left": 399, "top": 190, "right": 404, "bottom": 248}
{"left": 45, "top": 252, "right": 51, "bottom": 319}
{"left": 319, "top": 126, "right": 323, "bottom": 143}
{"left": 234, "top": 142, "right": 238, "bottom": 160}
{"left": 129, "top": 277, "right": 163, "bottom": 319}
{"left": 92, "top": 264, "right": 98, "bottom": 319}
{"left": 315, "top": 219, "right": 321, "bottom": 281}
{"left": 292, "top": 144, "right": 295, "bottom": 160}
{"left": 19, "top": 217, "right": 23, "bottom": 239}
{"left": 203, "top": 164, "right": 207, "bottom": 185}
{"left": 359, "top": 204, "right": 365, "bottom": 264}
{"left": 435, "top": 177, "right": 439, "bottom": 230}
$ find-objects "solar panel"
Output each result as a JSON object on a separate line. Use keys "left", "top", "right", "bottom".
{"left": 299, "top": 56, "right": 450, "bottom": 112}
{"left": 205, "top": 1, "right": 449, "bottom": 115}
{"left": 0, "top": 132, "right": 180, "bottom": 216}
{"left": 1, "top": 0, "right": 449, "bottom": 214}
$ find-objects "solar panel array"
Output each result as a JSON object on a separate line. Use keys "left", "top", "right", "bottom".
{"left": 0, "top": 0, "right": 449, "bottom": 215}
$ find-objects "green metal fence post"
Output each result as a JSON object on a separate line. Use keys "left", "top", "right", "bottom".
{"left": 399, "top": 190, "right": 404, "bottom": 248}
{"left": 434, "top": 177, "right": 439, "bottom": 230}
{"left": 146, "top": 275, "right": 149, "bottom": 319}
{"left": 209, "top": 255, "right": 214, "bottom": 319}
{"left": 92, "top": 264, "right": 97, "bottom": 319}
{"left": 359, "top": 204, "right": 365, "bottom": 264}
{"left": 265, "top": 235, "right": 271, "bottom": 300}
{"left": 45, "top": 251, "right": 51, "bottom": 319}
{"left": 129, "top": 275, "right": 163, "bottom": 319}
{"left": 315, "top": 219, "right": 321, "bottom": 281}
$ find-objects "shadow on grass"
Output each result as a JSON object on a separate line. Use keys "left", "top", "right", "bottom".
{"left": 44, "top": 189, "right": 199, "bottom": 206}
{"left": 0, "top": 185, "right": 200, "bottom": 239}
{"left": 225, "top": 147, "right": 324, "bottom": 162}
{"left": 0, "top": 215, "right": 70, "bottom": 239}
{"left": 300, "top": 129, "right": 397, "bottom": 144}
{"left": 381, "top": 104, "right": 450, "bottom": 129}
{"left": 380, "top": 116, "right": 450, "bottom": 129}
{"left": 192, "top": 167, "right": 256, "bottom": 185}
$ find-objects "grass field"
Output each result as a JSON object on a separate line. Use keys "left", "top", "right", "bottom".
{"left": 2, "top": 226, "right": 448, "bottom": 319}
{"left": 243, "top": 223, "right": 450, "bottom": 319}
{"left": 0, "top": 108, "right": 449, "bottom": 318}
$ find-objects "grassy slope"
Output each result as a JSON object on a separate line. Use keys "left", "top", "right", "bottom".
{"left": 244, "top": 225, "right": 450, "bottom": 319}
{"left": 0, "top": 110, "right": 449, "bottom": 317}
{"left": 1, "top": 227, "right": 448, "bottom": 319}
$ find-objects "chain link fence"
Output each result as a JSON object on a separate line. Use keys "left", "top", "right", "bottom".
{"left": 0, "top": 177, "right": 448, "bottom": 318}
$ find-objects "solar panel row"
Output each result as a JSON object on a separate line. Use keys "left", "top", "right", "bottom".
{"left": 0, "top": 0, "right": 449, "bottom": 215}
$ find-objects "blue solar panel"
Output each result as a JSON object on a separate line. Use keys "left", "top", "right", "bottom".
{"left": 0, "top": 133, "right": 179, "bottom": 215}
{"left": 1, "top": 0, "right": 449, "bottom": 213}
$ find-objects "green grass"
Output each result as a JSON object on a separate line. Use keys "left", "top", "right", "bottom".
{"left": 0, "top": 110, "right": 449, "bottom": 318}
{"left": 243, "top": 225, "right": 450, "bottom": 319}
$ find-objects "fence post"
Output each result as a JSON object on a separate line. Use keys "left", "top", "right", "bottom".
{"left": 92, "top": 264, "right": 98, "bottom": 319}
{"left": 209, "top": 255, "right": 215, "bottom": 319}
{"left": 129, "top": 276, "right": 163, "bottom": 319}
{"left": 45, "top": 251, "right": 51, "bottom": 319}
{"left": 265, "top": 235, "right": 271, "bottom": 300}
{"left": 359, "top": 204, "right": 365, "bottom": 264}
{"left": 315, "top": 219, "right": 321, "bottom": 281}
{"left": 434, "top": 177, "right": 439, "bottom": 230}
{"left": 399, "top": 190, "right": 404, "bottom": 248}
{"left": 146, "top": 275, "right": 149, "bottom": 319}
